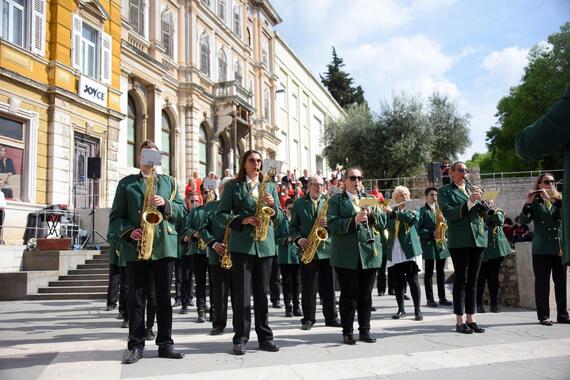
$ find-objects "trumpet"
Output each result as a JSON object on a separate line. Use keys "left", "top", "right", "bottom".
{"left": 356, "top": 191, "right": 375, "bottom": 245}
{"left": 464, "top": 178, "right": 496, "bottom": 215}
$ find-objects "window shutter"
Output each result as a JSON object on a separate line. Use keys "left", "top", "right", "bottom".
{"left": 31, "top": 0, "right": 46, "bottom": 56}
{"left": 71, "top": 14, "right": 83, "bottom": 70}
{"left": 101, "top": 32, "right": 112, "bottom": 85}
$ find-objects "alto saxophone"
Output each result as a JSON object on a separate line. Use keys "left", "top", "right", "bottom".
{"left": 253, "top": 168, "right": 276, "bottom": 241}
{"left": 300, "top": 196, "right": 329, "bottom": 264}
{"left": 434, "top": 204, "right": 447, "bottom": 248}
{"left": 220, "top": 226, "right": 232, "bottom": 270}
{"left": 137, "top": 169, "right": 164, "bottom": 260}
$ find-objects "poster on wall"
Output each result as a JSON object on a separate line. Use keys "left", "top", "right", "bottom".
{"left": 0, "top": 145, "right": 23, "bottom": 200}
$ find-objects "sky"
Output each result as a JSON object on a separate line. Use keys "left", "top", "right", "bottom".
{"left": 271, "top": 0, "right": 570, "bottom": 161}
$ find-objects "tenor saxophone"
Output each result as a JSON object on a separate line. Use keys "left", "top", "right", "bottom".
{"left": 253, "top": 169, "right": 276, "bottom": 241}
{"left": 300, "top": 196, "right": 329, "bottom": 264}
{"left": 137, "top": 169, "right": 164, "bottom": 260}
{"left": 220, "top": 226, "right": 232, "bottom": 270}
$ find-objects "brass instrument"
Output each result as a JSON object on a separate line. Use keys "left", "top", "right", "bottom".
{"left": 198, "top": 238, "right": 207, "bottom": 250}
{"left": 253, "top": 168, "right": 277, "bottom": 241}
{"left": 357, "top": 191, "right": 377, "bottom": 256}
{"left": 434, "top": 204, "right": 447, "bottom": 247}
{"left": 220, "top": 226, "right": 232, "bottom": 270}
{"left": 137, "top": 169, "right": 164, "bottom": 260}
{"left": 464, "top": 178, "right": 495, "bottom": 215}
{"left": 300, "top": 195, "right": 329, "bottom": 264}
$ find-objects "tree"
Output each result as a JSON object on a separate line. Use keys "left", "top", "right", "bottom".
{"left": 320, "top": 47, "right": 367, "bottom": 108}
{"left": 428, "top": 93, "right": 471, "bottom": 162}
{"left": 482, "top": 22, "right": 570, "bottom": 172}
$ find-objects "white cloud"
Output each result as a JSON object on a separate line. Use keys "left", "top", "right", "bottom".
{"left": 480, "top": 47, "right": 529, "bottom": 89}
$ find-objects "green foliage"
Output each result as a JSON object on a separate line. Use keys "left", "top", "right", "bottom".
{"left": 483, "top": 22, "right": 570, "bottom": 172}
{"left": 320, "top": 47, "right": 367, "bottom": 108}
{"left": 428, "top": 93, "right": 471, "bottom": 161}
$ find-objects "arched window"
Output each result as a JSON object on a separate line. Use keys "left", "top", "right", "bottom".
{"left": 217, "top": 137, "right": 225, "bottom": 177}
{"left": 263, "top": 89, "right": 270, "bottom": 122}
{"left": 262, "top": 37, "right": 269, "bottom": 67}
{"left": 161, "top": 111, "right": 172, "bottom": 175}
{"left": 218, "top": 49, "right": 227, "bottom": 82}
{"left": 234, "top": 61, "right": 243, "bottom": 85}
{"left": 199, "top": 33, "right": 210, "bottom": 75}
{"left": 161, "top": 10, "right": 174, "bottom": 58}
{"left": 233, "top": 5, "right": 241, "bottom": 37}
{"left": 198, "top": 125, "right": 208, "bottom": 177}
{"left": 217, "top": 0, "right": 225, "bottom": 21}
{"left": 127, "top": 95, "right": 138, "bottom": 167}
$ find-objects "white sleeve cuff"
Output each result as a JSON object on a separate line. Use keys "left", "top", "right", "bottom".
{"left": 467, "top": 200, "right": 476, "bottom": 210}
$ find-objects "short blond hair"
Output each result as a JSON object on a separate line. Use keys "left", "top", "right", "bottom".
{"left": 392, "top": 186, "right": 410, "bottom": 201}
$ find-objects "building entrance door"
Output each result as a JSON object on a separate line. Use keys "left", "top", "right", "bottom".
{"left": 73, "top": 133, "right": 99, "bottom": 209}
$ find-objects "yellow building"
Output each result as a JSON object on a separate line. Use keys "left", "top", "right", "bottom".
{"left": 0, "top": 0, "right": 123, "bottom": 244}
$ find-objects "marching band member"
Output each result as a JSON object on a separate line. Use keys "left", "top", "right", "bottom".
{"left": 438, "top": 162, "right": 488, "bottom": 334}
{"left": 215, "top": 150, "right": 284, "bottom": 355}
{"left": 290, "top": 175, "right": 341, "bottom": 330}
{"left": 417, "top": 187, "right": 451, "bottom": 308}
{"left": 518, "top": 173, "right": 569, "bottom": 325}
{"left": 386, "top": 186, "right": 423, "bottom": 321}
{"left": 327, "top": 167, "right": 386, "bottom": 344}
{"left": 179, "top": 196, "right": 198, "bottom": 315}
{"left": 109, "top": 140, "right": 186, "bottom": 364}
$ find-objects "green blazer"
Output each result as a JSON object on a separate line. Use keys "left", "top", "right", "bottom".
{"left": 215, "top": 179, "right": 284, "bottom": 257}
{"left": 437, "top": 183, "right": 488, "bottom": 249}
{"left": 289, "top": 195, "right": 331, "bottom": 260}
{"left": 518, "top": 198, "right": 562, "bottom": 256}
{"left": 484, "top": 210, "right": 512, "bottom": 261}
{"left": 515, "top": 86, "right": 570, "bottom": 264}
{"left": 417, "top": 204, "right": 450, "bottom": 260}
{"left": 175, "top": 204, "right": 189, "bottom": 258}
{"left": 327, "top": 191, "right": 386, "bottom": 270}
{"left": 275, "top": 218, "right": 300, "bottom": 265}
{"left": 385, "top": 209, "right": 423, "bottom": 262}
{"left": 199, "top": 201, "right": 227, "bottom": 266}
{"left": 108, "top": 173, "right": 185, "bottom": 262}
{"left": 184, "top": 206, "right": 207, "bottom": 256}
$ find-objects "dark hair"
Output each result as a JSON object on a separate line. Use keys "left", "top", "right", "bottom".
{"left": 285, "top": 198, "right": 295, "bottom": 207}
{"left": 425, "top": 187, "right": 438, "bottom": 195}
{"left": 343, "top": 167, "right": 363, "bottom": 179}
{"left": 450, "top": 161, "right": 466, "bottom": 172}
{"left": 236, "top": 150, "right": 263, "bottom": 182}
{"left": 140, "top": 139, "right": 158, "bottom": 152}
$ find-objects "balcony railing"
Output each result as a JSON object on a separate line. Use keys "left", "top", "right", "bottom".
{"left": 213, "top": 81, "right": 254, "bottom": 111}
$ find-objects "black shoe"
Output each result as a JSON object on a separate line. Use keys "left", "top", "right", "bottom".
{"left": 210, "top": 327, "right": 224, "bottom": 335}
{"left": 371, "top": 306, "right": 377, "bottom": 311}
{"left": 540, "top": 319, "right": 553, "bottom": 326}
{"left": 343, "top": 334, "right": 356, "bottom": 345}
{"left": 426, "top": 300, "right": 439, "bottom": 308}
{"left": 301, "top": 322, "right": 313, "bottom": 330}
{"left": 392, "top": 310, "right": 406, "bottom": 319}
{"left": 490, "top": 305, "right": 501, "bottom": 313}
{"left": 144, "top": 328, "right": 155, "bottom": 341}
{"left": 358, "top": 332, "right": 377, "bottom": 343}
{"left": 439, "top": 299, "right": 453, "bottom": 306}
{"left": 197, "top": 310, "right": 206, "bottom": 323}
{"left": 477, "top": 305, "right": 486, "bottom": 313}
{"left": 285, "top": 308, "right": 293, "bottom": 317}
{"left": 456, "top": 323, "right": 473, "bottom": 334}
{"left": 466, "top": 322, "right": 485, "bottom": 333}
{"left": 259, "top": 341, "right": 279, "bottom": 352}
{"left": 158, "top": 346, "right": 185, "bottom": 359}
{"left": 173, "top": 299, "right": 181, "bottom": 307}
{"left": 556, "top": 317, "right": 570, "bottom": 324}
{"left": 414, "top": 311, "right": 423, "bottom": 321}
{"left": 179, "top": 306, "right": 188, "bottom": 314}
{"left": 403, "top": 294, "right": 411, "bottom": 301}
{"left": 325, "top": 319, "right": 342, "bottom": 327}
{"left": 293, "top": 307, "right": 302, "bottom": 317}
{"left": 121, "top": 320, "right": 129, "bottom": 328}
{"left": 233, "top": 344, "right": 246, "bottom": 355}
{"left": 272, "top": 301, "right": 282, "bottom": 309}
{"left": 124, "top": 348, "right": 143, "bottom": 364}
{"left": 106, "top": 304, "right": 117, "bottom": 312}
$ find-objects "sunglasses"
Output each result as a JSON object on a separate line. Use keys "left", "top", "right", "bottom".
{"left": 542, "top": 180, "right": 555, "bottom": 185}
{"left": 348, "top": 175, "right": 363, "bottom": 182}
{"left": 456, "top": 168, "right": 469, "bottom": 174}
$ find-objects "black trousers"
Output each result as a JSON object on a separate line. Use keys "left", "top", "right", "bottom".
{"left": 301, "top": 258, "right": 338, "bottom": 324}
{"left": 126, "top": 258, "right": 174, "bottom": 350}
{"left": 231, "top": 252, "right": 273, "bottom": 345}
{"left": 532, "top": 255, "right": 569, "bottom": 321}
{"left": 192, "top": 254, "right": 210, "bottom": 311}
{"left": 424, "top": 258, "right": 447, "bottom": 302}
{"left": 269, "top": 256, "right": 281, "bottom": 303}
{"left": 449, "top": 247, "right": 484, "bottom": 315}
{"left": 280, "top": 264, "right": 300, "bottom": 308}
{"left": 174, "top": 258, "right": 182, "bottom": 302}
{"left": 180, "top": 255, "right": 194, "bottom": 307}
{"left": 107, "top": 263, "right": 121, "bottom": 308}
{"left": 387, "top": 265, "right": 406, "bottom": 294}
{"left": 119, "top": 266, "right": 129, "bottom": 320}
{"left": 393, "top": 261, "right": 421, "bottom": 311}
{"left": 377, "top": 254, "right": 387, "bottom": 294}
{"left": 476, "top": 257, "right": 504, "bottom": 307}
{"left": 0, "top": 209, "right": 4, "bottom": 242}
{"left": 335, "top": 264, "right": 377, "bottom": 336}
{"left": 210, "top": 264, "right": 235, "bottom": 330}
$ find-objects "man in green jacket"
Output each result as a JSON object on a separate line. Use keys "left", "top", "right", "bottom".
{"left": 109, "top": 140, "right": 186, "bottom": 364}
{"left": 515, "top": 85, "right": 570, "bottom": 266}
{"left": 215, "top": 150, "right": 284, "bottom": 355}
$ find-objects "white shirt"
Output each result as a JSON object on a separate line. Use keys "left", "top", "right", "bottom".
{"left": 388, "top": 237, "right": 423, "bottom": 270}
{"left": 247, "top": 176, "right": 259, "bottom": 198}
{"left": 0, "top": 190, "right": 5, "bottom": 208}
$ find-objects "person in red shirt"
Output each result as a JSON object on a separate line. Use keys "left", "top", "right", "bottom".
{"left": 369, "top": 185, "right": 385, "bottom": 203}
{"left": 185, "top": 177, "right": 197, "bottom": 209}
{"left": 193, "top": 171, "right": 203, "bottom": 205}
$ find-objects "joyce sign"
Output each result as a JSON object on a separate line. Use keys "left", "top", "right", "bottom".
{"left": 78, "top": 76, "right": 108, "bottom": 107}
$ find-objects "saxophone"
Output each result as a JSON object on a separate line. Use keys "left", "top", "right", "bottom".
{"left": 300, "top": 196, "right": 329, "bottom": 264}
{"left": 220, "top": 226, "right": 232, "bottom": 270}
{"left": 434, "top": 204, "right": 447, "bottom": 248}
{"left": 137, "top": 169, "right": 164, "bottom": 260}
{"left": 252, "top": 169, "right": 276, "bottom": 241}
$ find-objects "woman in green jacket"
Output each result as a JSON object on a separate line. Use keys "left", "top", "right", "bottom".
{"left": 519, "top": 173, "right": 569, "bottom": 326}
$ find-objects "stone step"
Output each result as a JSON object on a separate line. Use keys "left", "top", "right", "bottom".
{"left": 68, "top": 269, "right": 107, "bottom": 275}
{"left": 48, "top": 280, "right": 108, "bottom": 287}
{"left": 86, "top": 257, "right": 109, "bottom": 263}
{"left": 59, "top": 274, "right": 108, "bottom": 280}
{"left": 38, "top": 286, "right": 107, "bottom": 294}
{"left": 77, "top": 263, "right": 108, "bottom": 270}
{"left": 27, "top": 292, "right": 106, "bottom": 300}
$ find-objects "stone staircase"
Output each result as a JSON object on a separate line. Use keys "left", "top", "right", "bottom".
{"left": 27, "top": 251, "right": 110, "bottom": 300}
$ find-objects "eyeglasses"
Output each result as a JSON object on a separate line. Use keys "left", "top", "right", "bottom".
{"left": 542, "top": 180, "right": 555, "bottom": 185}
{"left": 348, "top": 175, "right": 363, "bottom": 182}
{"left": 456, "top": 168, "right": 469, "bottom": 174}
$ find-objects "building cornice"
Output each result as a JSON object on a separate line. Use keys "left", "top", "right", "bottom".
{"left": 252, "top": 0, "right": 282, "bottom": 25}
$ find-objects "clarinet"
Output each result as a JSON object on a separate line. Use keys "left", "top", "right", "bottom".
{"left": 357, "top": 191, "right": 375, "bottom": 244}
